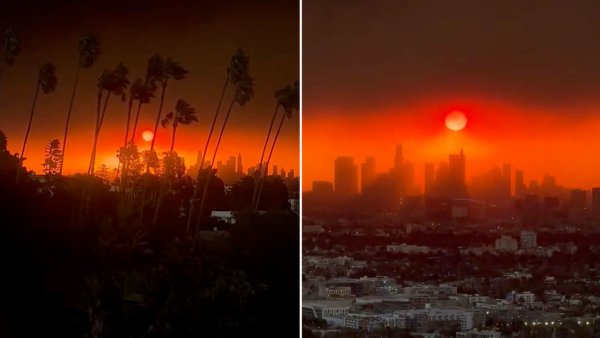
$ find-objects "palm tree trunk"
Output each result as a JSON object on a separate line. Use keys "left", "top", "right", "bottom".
{"left": 254, "top": 111, "right": 287, "bottom": 211}
{"left": 89, "top": 92, "right": 110, "bottom": 175}
{"left": 141, "top": 82, "right": 166, "bottom": 222}
{"left": 170, "top": 123, "right": 177, "bottom": 154}
{"left": 186, "top": 76, "right": 228, "bottom": 233}
{"left": 115, "top": 98, "right": 134, "bottom": 181}
{"left": 152, "top": 123, "right": 177, "bottom": 225}
{"left": 251, "top": 103, "right": 279, "bottom": 209}
{"left": 16, "top": 81, "right": 41, "bottom": 183}
{"left": 194, "top": 97, "right": 235, "bottom": 235}
{"left": 130, "top": 101, "right": 143, "bottom": 143}
{"left": 149, "top": 83, "right": 166, "bottom": 152}
{"left": 88, "top": 89, "right": 103, "bottom": 175}
{"left": 59, "top": 65, "right": 82, "bottom": 176}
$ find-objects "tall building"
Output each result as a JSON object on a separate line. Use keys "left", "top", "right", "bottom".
{"left": 541, "top": 175, "right": 557, "bottom": 197}
{"left": 288, "top": 169, "right": 295, "bottom": 180}
{"left": 334, "top": 156, "right": 358, "bottom": 196}
{"left": 312, "top": 181, "right": 334, "bottom": 194}
{"left": 592, "top": 188, "right": 600, "bottom": 221}
{"left": 237, "top": 153, "right": 243, "bottom": 174}
{"left": 447, "top": 149, "right": 468, "bottom": 198}
{"left": 569, "top": 189, "right": 587, "bottom": 222}
{"left": 273, "top": 164, "right": 279, "bottom": 176}
{"left": 515, "top": 170, "right": 526, "bottom": 197}
{"left": 529, "top": 180, "right": 541, "bottom": 196}
{"left": 502, "top": 163, "right": 511, "bottom": 197}
{"left": 394, "top": 144, "right": 403, "bottom": 170}
{"left": 424, "top": 162, "right": 435, "bottom": 196}
{"left": 520, "top": 231, "right": 537, "bottom": 250}
{"left": 571, "top": 189, "right": 587, "bottom": 211}
{"left": 361, "top": 157, "right": 376, "bottom": 192}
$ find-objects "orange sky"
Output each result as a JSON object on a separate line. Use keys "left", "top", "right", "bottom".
{"left": 0, "top": 0, "right": 298, "bottom": 176}
{"left": 303, "top": 97, "right": 600, "bottom": 192}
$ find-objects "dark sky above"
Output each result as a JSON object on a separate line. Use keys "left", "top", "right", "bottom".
{"left": 304, "top": 0, "right": 600, "bottom": 114}
{"left": 0, "top": 0, "right": 298, "bottom": 174}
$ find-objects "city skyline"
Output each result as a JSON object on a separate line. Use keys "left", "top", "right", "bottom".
{"left": 309, "top": 144, "right": 598, "bottom": 200}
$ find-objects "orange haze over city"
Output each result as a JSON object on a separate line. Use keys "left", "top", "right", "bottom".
{"left": 303, "top": 97, "right": 600, "bottom": 192}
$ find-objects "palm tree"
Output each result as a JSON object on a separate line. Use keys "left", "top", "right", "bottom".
{"left": 139, "top": 56, "right": 186, "bottom": 222}
{"left": 194, "top": 53, "right": 254, "bottom": 234}
{"left": 16, "top": 63, "right": 57, "bottom": 182}
{"left": 145, "top": 55, "right": 187, "bottom": 156}
{"left": 116, "top": 78, "right": 155, "bottom": 183}
{"left": 60, "top": 33, "right": 100, "bottom": 175}
{"left": 251, "top": 99, "right": 281, "bottom": 209}
{"left": 0, "top": 28, "right": 20, "bottom": 85}
{"left": 186, "top": 49, "right": 250, "bottom": 233}
{"left": 88, "top": 63, "right": 129, "bottom": 175}
{"left": 152, "top": 99, "right": 197, "bottom": 225}
{"left": 161, "top": 99, "right": 197, "bottom": 154}
{"left": 254, "top": 81, "right": 299, "bottom": 211}
{"left": 129, "top": 79, "right": 155, "bottom": 143}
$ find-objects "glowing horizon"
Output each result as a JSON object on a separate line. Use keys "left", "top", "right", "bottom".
{"left": 303, "top": 97, "right": 600, "bottom": 192}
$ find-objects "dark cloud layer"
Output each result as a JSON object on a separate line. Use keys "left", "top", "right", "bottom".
{"left": 304, "top": 0, "right": 600, "bottom": 114}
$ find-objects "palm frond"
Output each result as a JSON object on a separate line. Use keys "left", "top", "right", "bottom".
{"left": 39, "top": 63, "right": 57, "bottom": 94}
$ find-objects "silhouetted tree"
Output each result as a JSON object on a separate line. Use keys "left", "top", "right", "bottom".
{"left": 16, "top": 63, "right": 57, "bottom": 182}
{"left": 153, "top": 99, "right": 197, "bottom": 225}
{"left": 187, "top": 49, "right": 248, "bottom": 232}
{"left": 129, "top": 78, "right": 154, "bottom": 143}
{"left": 195, "top": 50, "right": 253, "bottom": 234}
{"left": 0, "top": 28, "right": 19, "bottom": 84}
{"left": 42, "top": 139, "right": 62, "bottom": 176}
{"left": 88, "top": 63, "right": 129, "bottom": 175}
{"left": 145, "top": 55, "right": 187, "bottom": 154}
{"left": 254, "top": 81, "right": 298, "bottom": 210}
{"left": 60, "top": 33, "right": 100, "bottom": 175}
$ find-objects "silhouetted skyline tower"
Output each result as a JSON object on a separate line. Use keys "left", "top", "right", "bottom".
{"left": 571, "top": 189, "right": 587, "bottom": 211}
{"left": 237, "top": 153, "right": 243, "bottom": 174}
{"left": 361, "top": 157, "right": 376, "bottom": 192}
{"left": 313, "top": 180, "right": 334, "bottom": 194}
{"left": 592, "top": 188, "right": 600, "bottom": 221}
{"left": 334, "top": 156, "right": 358, "bottom": 196}
{"left": 447, "top": 148, "right": 468, "bottom": 198}
{"left": 515, "top": 170, "right": 526, "bottom": 197}
{"left": 394, "top": 144, "right": 403, "bottom": 170}
{"left": 424, "top": 162, "right": 435, "bottom": 196}
{"left": 502, "top": 163, "right": 511, "bottom": 197}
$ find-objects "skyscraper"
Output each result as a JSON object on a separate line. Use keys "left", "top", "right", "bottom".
{"left": 394, "top": 144, "right": 403, "bottom": 170}
{"left": 313, "top": 181, "right": 334, "bottom": 194}
{"left": 515, "top": 170, "right": 526, "bottom": 197}
{"left": 502, "top": 163, "right": 511, "bottom": 197}
{"left": 592, "top": 188, "right": 600, "bottom": 221}
{"left": 424, "top": 162, "right": 435, "bottom": 196}
{"left": 361, "top": 157, "right": 376, "bottom": 192}
{"left": 334, "top": 156, "right": 358, "bottom": 196}
{"left": 571, "top": 189, "right": 587, "bottom": 211}
{"left": 273, "top": 164, "right": 279, "bottom": 176}
{"left": 237, "top": 153, "right": 243, "bottom": 174}
{"left": 447, "top": 149, "right": 467, "bottom": 198}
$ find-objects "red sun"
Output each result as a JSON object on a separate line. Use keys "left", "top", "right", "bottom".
{"left": 445, "top": 111, "right": 467, "bottom": 131}
{"left": 142, "top": 130, "right": 154, "bottom": 142}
